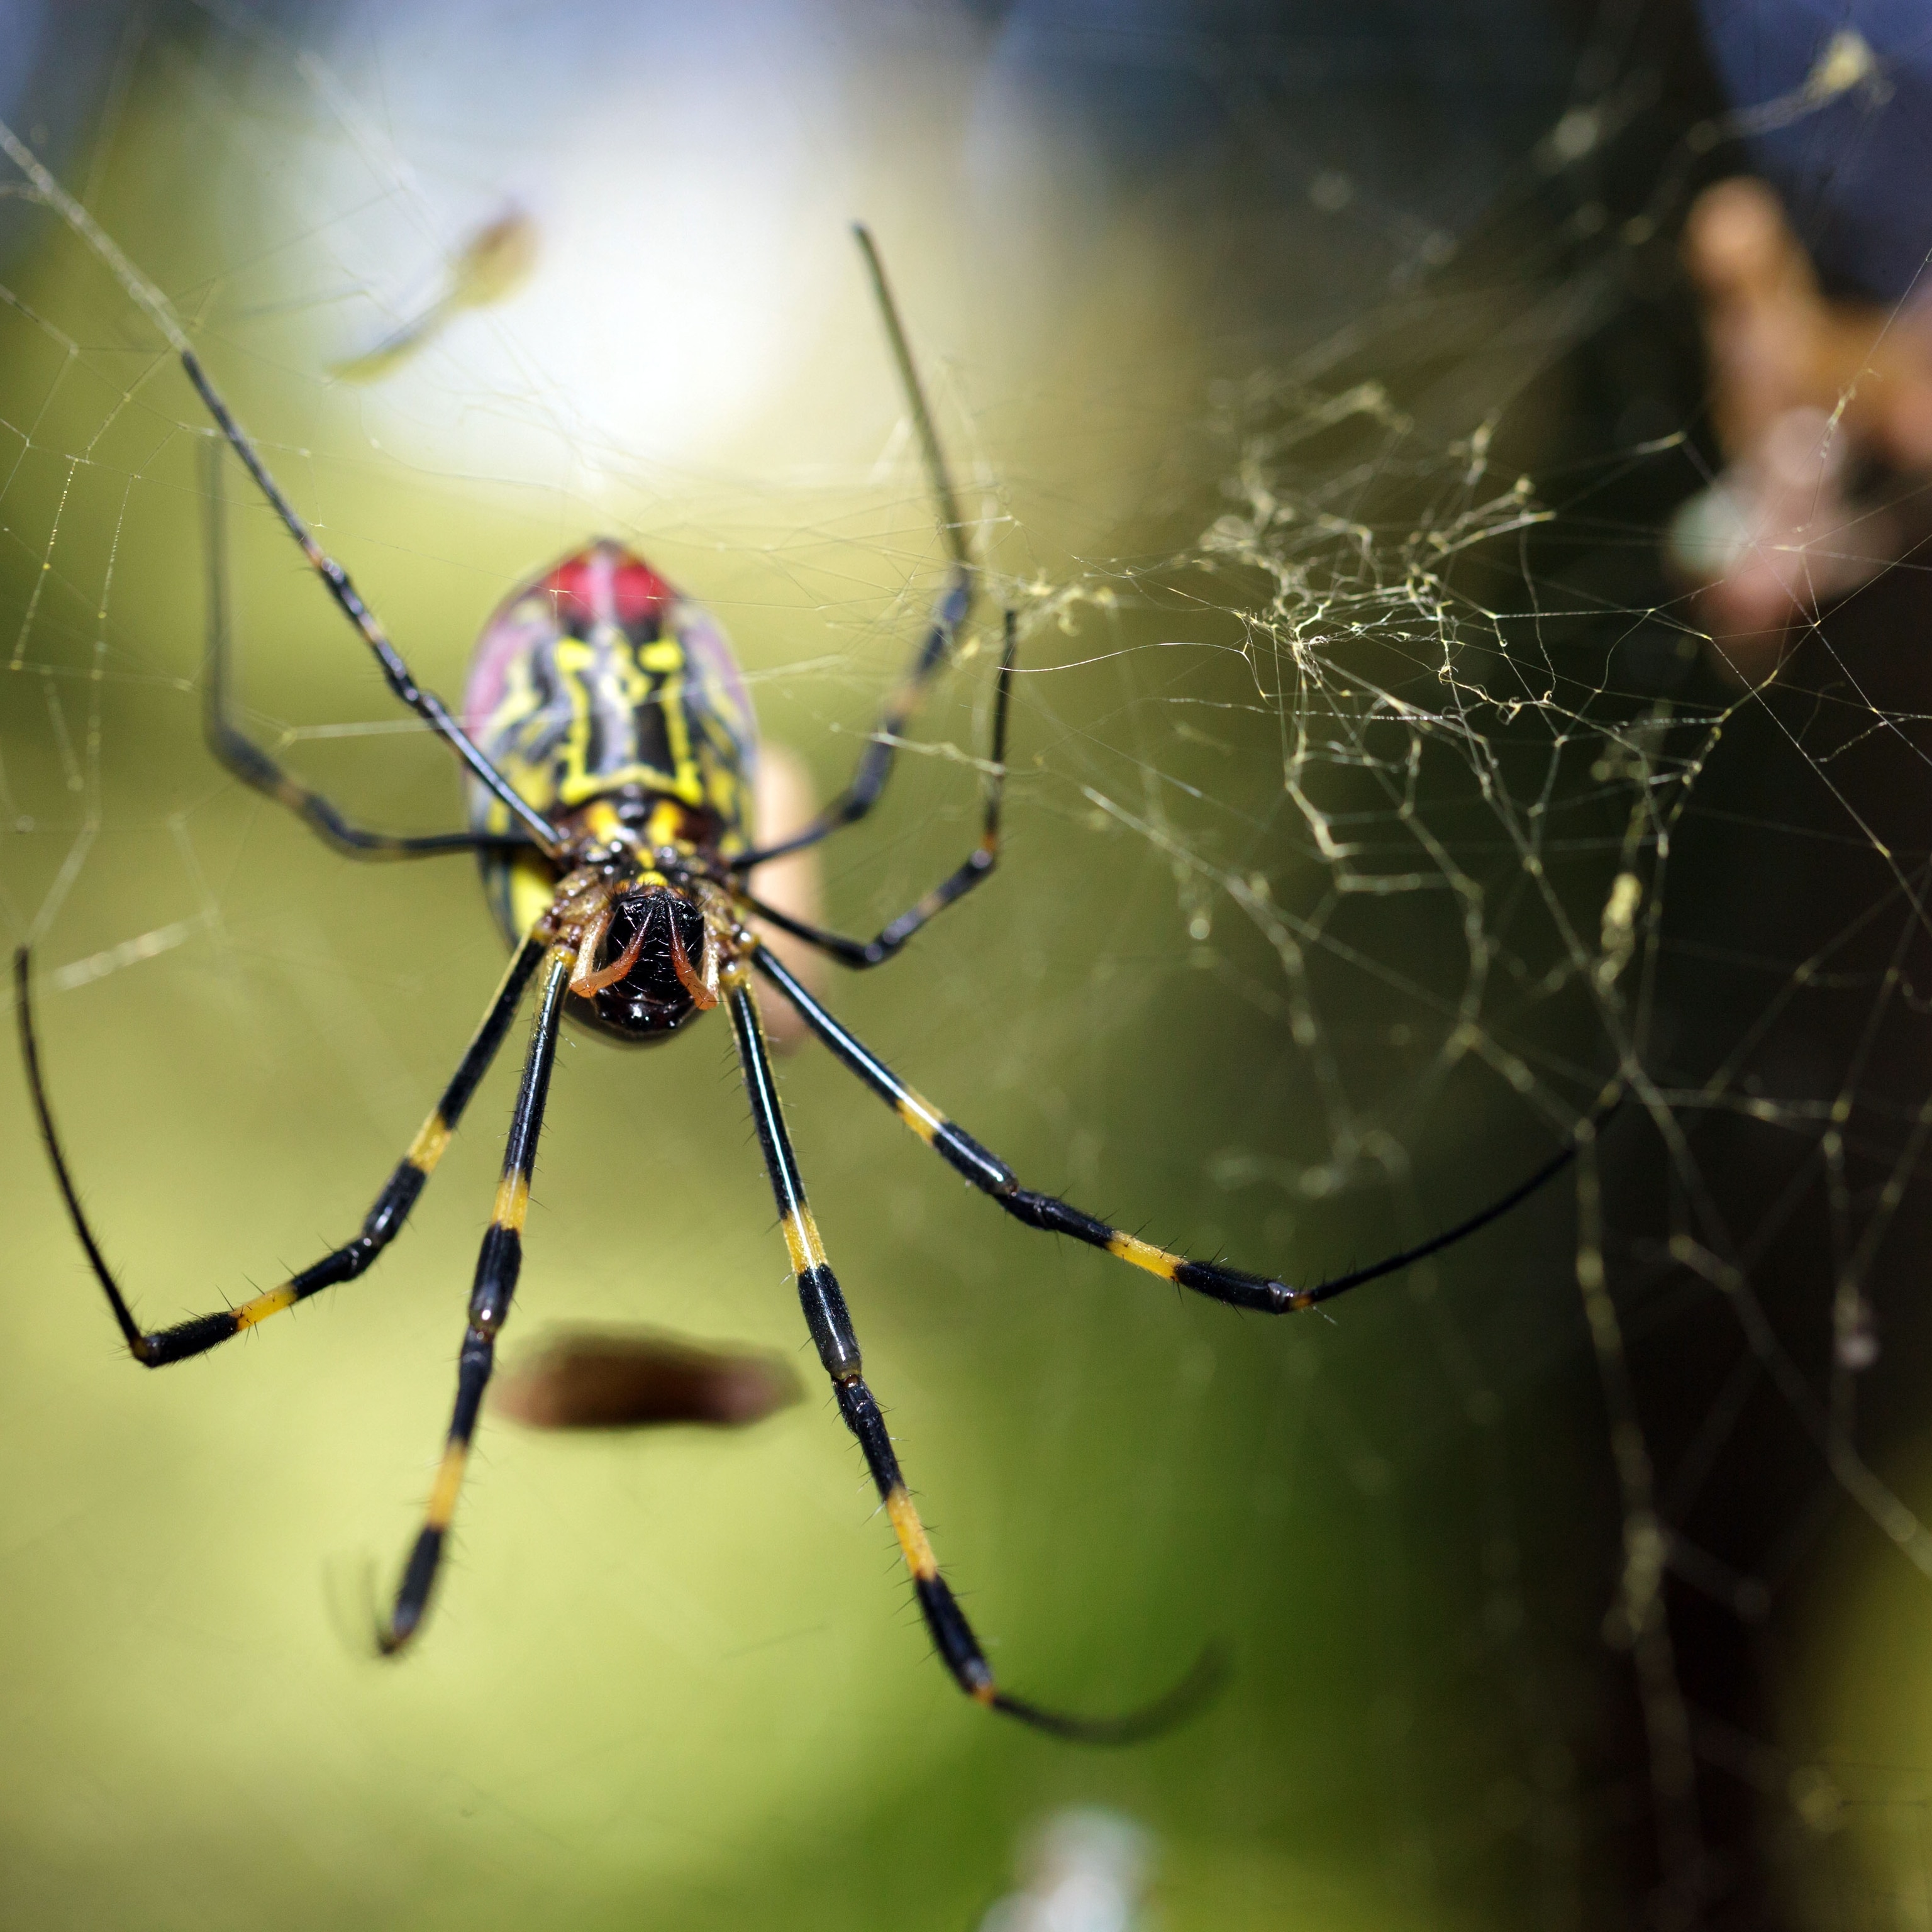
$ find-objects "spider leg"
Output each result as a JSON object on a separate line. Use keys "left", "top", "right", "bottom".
{"left": 730, "top": 225, "right": 974, "bottom": 874}
{"left": 752, "top": 945, "right": 1594, "bottom": 1314}
{"left": 14, "top": 937, "right": 546, "bottom": 1365}
{"left": 177, "top": 355, "right": 562, "bottom": 853}
{"left": 732, "top": 565, "right": 972, "bottom": 874}
{"left": 201, "top": 441, "right": 519, "bottom": 860}
{"left": 382, "top": 947, "right": 571, "bottom": 1653}
{"left": 851, "top": 224, "right": 970, "bottom": 559}
{"left": 734, "top": 613, "right": 1013, "bottom": 968}
{"left": 726, "top": 972, "right": 1209, "bottom": 1741}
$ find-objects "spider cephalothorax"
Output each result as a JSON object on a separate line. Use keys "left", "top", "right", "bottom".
{"left": 568, "top": 883, "right": 721, "bottom": 1040}
{"left": 540, "top": 831, "right": 731, "bottom": 1043}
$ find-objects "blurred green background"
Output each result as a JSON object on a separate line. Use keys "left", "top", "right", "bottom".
{"left": 0, "top": 6, "right": 1665, "bottom": 1928}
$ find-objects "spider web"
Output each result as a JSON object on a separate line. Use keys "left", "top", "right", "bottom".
{"left": 2, "top": 4, "right": 1928, "bottom": 1929}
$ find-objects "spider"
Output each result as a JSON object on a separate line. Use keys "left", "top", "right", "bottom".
{"left": 14, "top": 218, "right": 1584, "bottom": 1743}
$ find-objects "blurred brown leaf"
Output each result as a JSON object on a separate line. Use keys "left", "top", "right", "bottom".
{"left": 493, "top": 1325, "right": 801, "bottom": 1432}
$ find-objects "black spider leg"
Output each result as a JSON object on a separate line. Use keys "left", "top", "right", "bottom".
{"left": 850, "top": 223, "right": 970, "bottom": 560}
{"left": 726, "top": 975, "right": 1214, "bottom": 1741}
{"left": 201, "top": 439, "right": 512, "bottom": 858}
{"left": 177, "top": 351, "right": 562, "bottom": 854}
{"left": 14, "top": 937, "right": 545, "bottom": 1365}
{"left": 736, "top": 612, "right": 1014, "bottom": 967}
{"left": 382, "top": 946, "right": 570, "bottom": 1653}
{"left": 730, "top": 223, "right": 974, "bottom": 874}
{"left": 752, "top": 944, "right": 1599, "bottom": 1315}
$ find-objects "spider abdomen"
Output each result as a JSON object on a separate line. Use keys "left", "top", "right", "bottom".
{"left": 462, "top": 538, "right": 758, "bottom": 947}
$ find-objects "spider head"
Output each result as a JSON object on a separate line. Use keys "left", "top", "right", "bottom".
{"left": 568, "top": 886, "right": 718, "bottom": 1043}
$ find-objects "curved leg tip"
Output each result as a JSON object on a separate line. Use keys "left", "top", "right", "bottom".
{"left": 377, "top": 1526, "right": 444, "bottom": 1657}
{"left": 989, "top": 1642, "right": 1228, "bottom": 1746}
{"left": 375, "top": 1611, "right": 419, "bottom": 1658}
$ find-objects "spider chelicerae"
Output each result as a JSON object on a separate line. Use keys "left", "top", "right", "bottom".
{"left": 12, "top": 184, "right": 1582, "bottom": 1740}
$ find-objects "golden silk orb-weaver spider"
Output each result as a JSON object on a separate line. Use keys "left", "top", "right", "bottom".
{"left": 14, "top": 215, "right": 1587, "bottom": 1742}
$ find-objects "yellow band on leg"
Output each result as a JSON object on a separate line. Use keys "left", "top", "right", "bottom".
{"left": 1106, "top": 1231, "right": 1182, "bottom": 1282}
{"left": 491, "top": 1170, "right": 531, "bottom": 1233}
{"left": 407, "top": 1115, "right": 452, "bottom": 1171}
{"left": 780, "top": 1202, "right": 828, "bottom": 1274}
{"left": 886, "top": 1485, "right": 940, "bottom": 1582}
{"left": 233, "top": 1283, "right": 299, "bottom": 1330}
{"left": 424, "top": 1441, "right": 469, "bottom": 1531}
